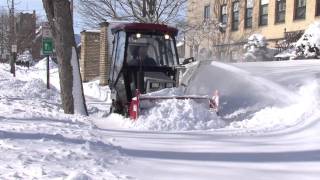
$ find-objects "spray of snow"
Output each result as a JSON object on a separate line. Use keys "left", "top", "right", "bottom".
{"left": 133, "top": 98, "right": 225, "bottom": 131}
{"left": 228, "top": 80, "right": 320, "bottom": 131}
{"left": 98, "top": 87, "right": 224, "bottom": 131}
{"left": 71, "top": 47, "right": 87, "bottom": 115}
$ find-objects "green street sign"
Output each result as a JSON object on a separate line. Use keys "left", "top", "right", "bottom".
{"left": 42, "top": 38, "right": 53, "bottom": 55}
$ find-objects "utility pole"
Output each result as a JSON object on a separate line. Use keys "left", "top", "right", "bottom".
{"left": 9, "top": 0, "right": 16, "bottom": 77}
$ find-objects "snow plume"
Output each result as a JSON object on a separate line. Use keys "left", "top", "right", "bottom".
{"left": 71, "top": 47, "right": 87, "bottom": 115}
{"left": 228, "top": 80, "right": 320, "bottom": 132}
{"left": 131, "top": 98, "right": 225, "bottom": 131}
{"left": 186, "top": 60, "right": 298, "bottom": 119}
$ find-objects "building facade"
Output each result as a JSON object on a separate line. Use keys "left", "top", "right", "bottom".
{"left": 16, "top": 11, "right": 36, "bottom": 55}
{"left": 186, "top": 0, "right": 320, "bottom": 61}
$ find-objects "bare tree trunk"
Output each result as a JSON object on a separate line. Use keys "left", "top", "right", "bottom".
{"left": 42, "top": 0, "right": 88, "bottom": 116}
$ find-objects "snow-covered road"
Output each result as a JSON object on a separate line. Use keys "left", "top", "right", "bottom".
{"left": 1, "top": 60, "right": 320, "bottom": 179}
{"left": 108, "top": 60, "right": 320, "bottom": 180}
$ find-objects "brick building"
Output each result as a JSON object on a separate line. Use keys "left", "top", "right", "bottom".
{"left": 16, "top": 11, "right": 36, "bottom": 55}
{"left": 186, "top": 0, "right": 320, "bottom": 61}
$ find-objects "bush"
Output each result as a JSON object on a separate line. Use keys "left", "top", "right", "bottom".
{"left": 243, "top": 34, "right": 274, "bottom": 61}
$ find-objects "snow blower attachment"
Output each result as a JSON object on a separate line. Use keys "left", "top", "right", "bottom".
{"left": 129, "top": 89, "right": 220, "bottom": 120}
{"left": 108, "top": 23, "right": 219, "bottom": 119}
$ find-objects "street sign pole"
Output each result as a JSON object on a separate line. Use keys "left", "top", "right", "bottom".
{"left": 11, "top": 44, "right": 17, "bottom": 77}
{"left": 47, "top": 55, "right": 50, "bottom": 89}
{"left": 42, "top": 38, "right": 53, "bottom": 89}
{"left": 42, "top": 22, "right": 53, "bottom": 90}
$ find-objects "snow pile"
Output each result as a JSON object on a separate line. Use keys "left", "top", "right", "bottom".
{"left": 244, "top": 34, "right": 275, "bottom": 61}
{"left": 20, "top": 79, "right": 60, "bottom": 100}
{"left": 34, "top": 57, "right": 58, "bottom": 70}
{"left": 83, "top": 80, "right": 111, "bottom": 102}
{"left": 132, "top": 98, "right": 225, "bottom": 131}
{"left": 0, "top": 73, "right": 59, "bottom": 101}
{"left": 293, "top": 21, "right": 320, "bottom": 59}
{"left": 228, "top": 80, "right": 320, "bottom": 132}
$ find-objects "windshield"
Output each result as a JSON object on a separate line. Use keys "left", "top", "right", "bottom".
{"left": 126, "top": 33, "right": 178, "bottom": 67}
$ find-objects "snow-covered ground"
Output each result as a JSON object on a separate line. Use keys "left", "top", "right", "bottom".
{"left": 0, "top": 63, "right": 126, "bottom": 179}
{"left": 1, "top": 59, "right": 320, "bottom": 179}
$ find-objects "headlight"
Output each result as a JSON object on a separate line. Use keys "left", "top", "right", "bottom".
{"left": 166, "top": 82, "right": 174, "bottom": 88}
{"left": 150, "top": 82, "right": 160, "bottom": 89}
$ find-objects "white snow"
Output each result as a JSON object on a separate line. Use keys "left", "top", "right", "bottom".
{"left": 133, "top": 98, "right": 225, "bottom": 131}
{"left": 294, "top": 21, "right": 320, "bottom": 58}
{"left": 244, "top": 34, "right": 275, "bottom": 61}
{"left": 2, "top": 57, "right": 320, "bottom": 179}
{"left": 0, "top": 63, "right": 126, "bottom": 179}
{"left": 71, "top": 47, "right": 87, "bottom": 115}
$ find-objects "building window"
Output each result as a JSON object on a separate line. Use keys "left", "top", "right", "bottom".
{"left": 220, "top": 4, "right": 228, "bottom": 25}
{"left": 232, "top": 0, "right": 239, "bottom": 31}
{"left": 316, "top": 0, "right": 320, "bottom": 16}
{"left": 245, "top": 0, "right": 254, "bottom": 28}
{"left": 204, "top": 5, "right": 210, "bottom": 21}
{"left": 275, "top": 0, "right": 286, "bottom": 23}
{"left": 294, "top": 0, "right": 306, "bottom": 19}
{"left": 259, "top": 0, "right": 269, "bottom": 26}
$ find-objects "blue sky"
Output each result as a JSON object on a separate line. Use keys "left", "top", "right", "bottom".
{"left": 0, "top": 0, "right": 83, "bottom": 33}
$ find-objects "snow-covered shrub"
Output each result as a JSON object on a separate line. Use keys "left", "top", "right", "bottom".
{"left": 244, "top": 34, "right": 274, "bottom": 61}
{"left": 292, "top": 21, "right": 320, "bottom": 59}
{"left": 17, "top": 50, "right": 34, "bottom": 66}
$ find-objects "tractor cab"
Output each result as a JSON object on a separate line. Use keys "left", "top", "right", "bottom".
{"left": 109, "top": 23, "right": 180, "bottom": 114}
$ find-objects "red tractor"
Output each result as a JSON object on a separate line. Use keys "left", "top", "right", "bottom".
{"left": 108, "top": 23, "right": 218, "bottom": 119}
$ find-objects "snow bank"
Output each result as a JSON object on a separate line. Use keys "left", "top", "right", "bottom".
{"left": 21, "top": 79, "right": 60, "bottom": 100}
{"left": 0, "top": 63, "right": 125, "bottom": 179}
{"left": 0, "top": 77, "right": 59, "bottom": 101}
{"left": 34, "top": 57, "right": 58, "bottom": 70}
{"left": 83, "top": 80, "right": 111, "bottom": 103}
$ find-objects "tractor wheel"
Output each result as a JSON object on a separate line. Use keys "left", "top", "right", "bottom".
{"left": 111, "top": 100, "right": 129, "bottom": 117}
{"left": 111, "top": 100, "right": 122, "bottom": 114}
